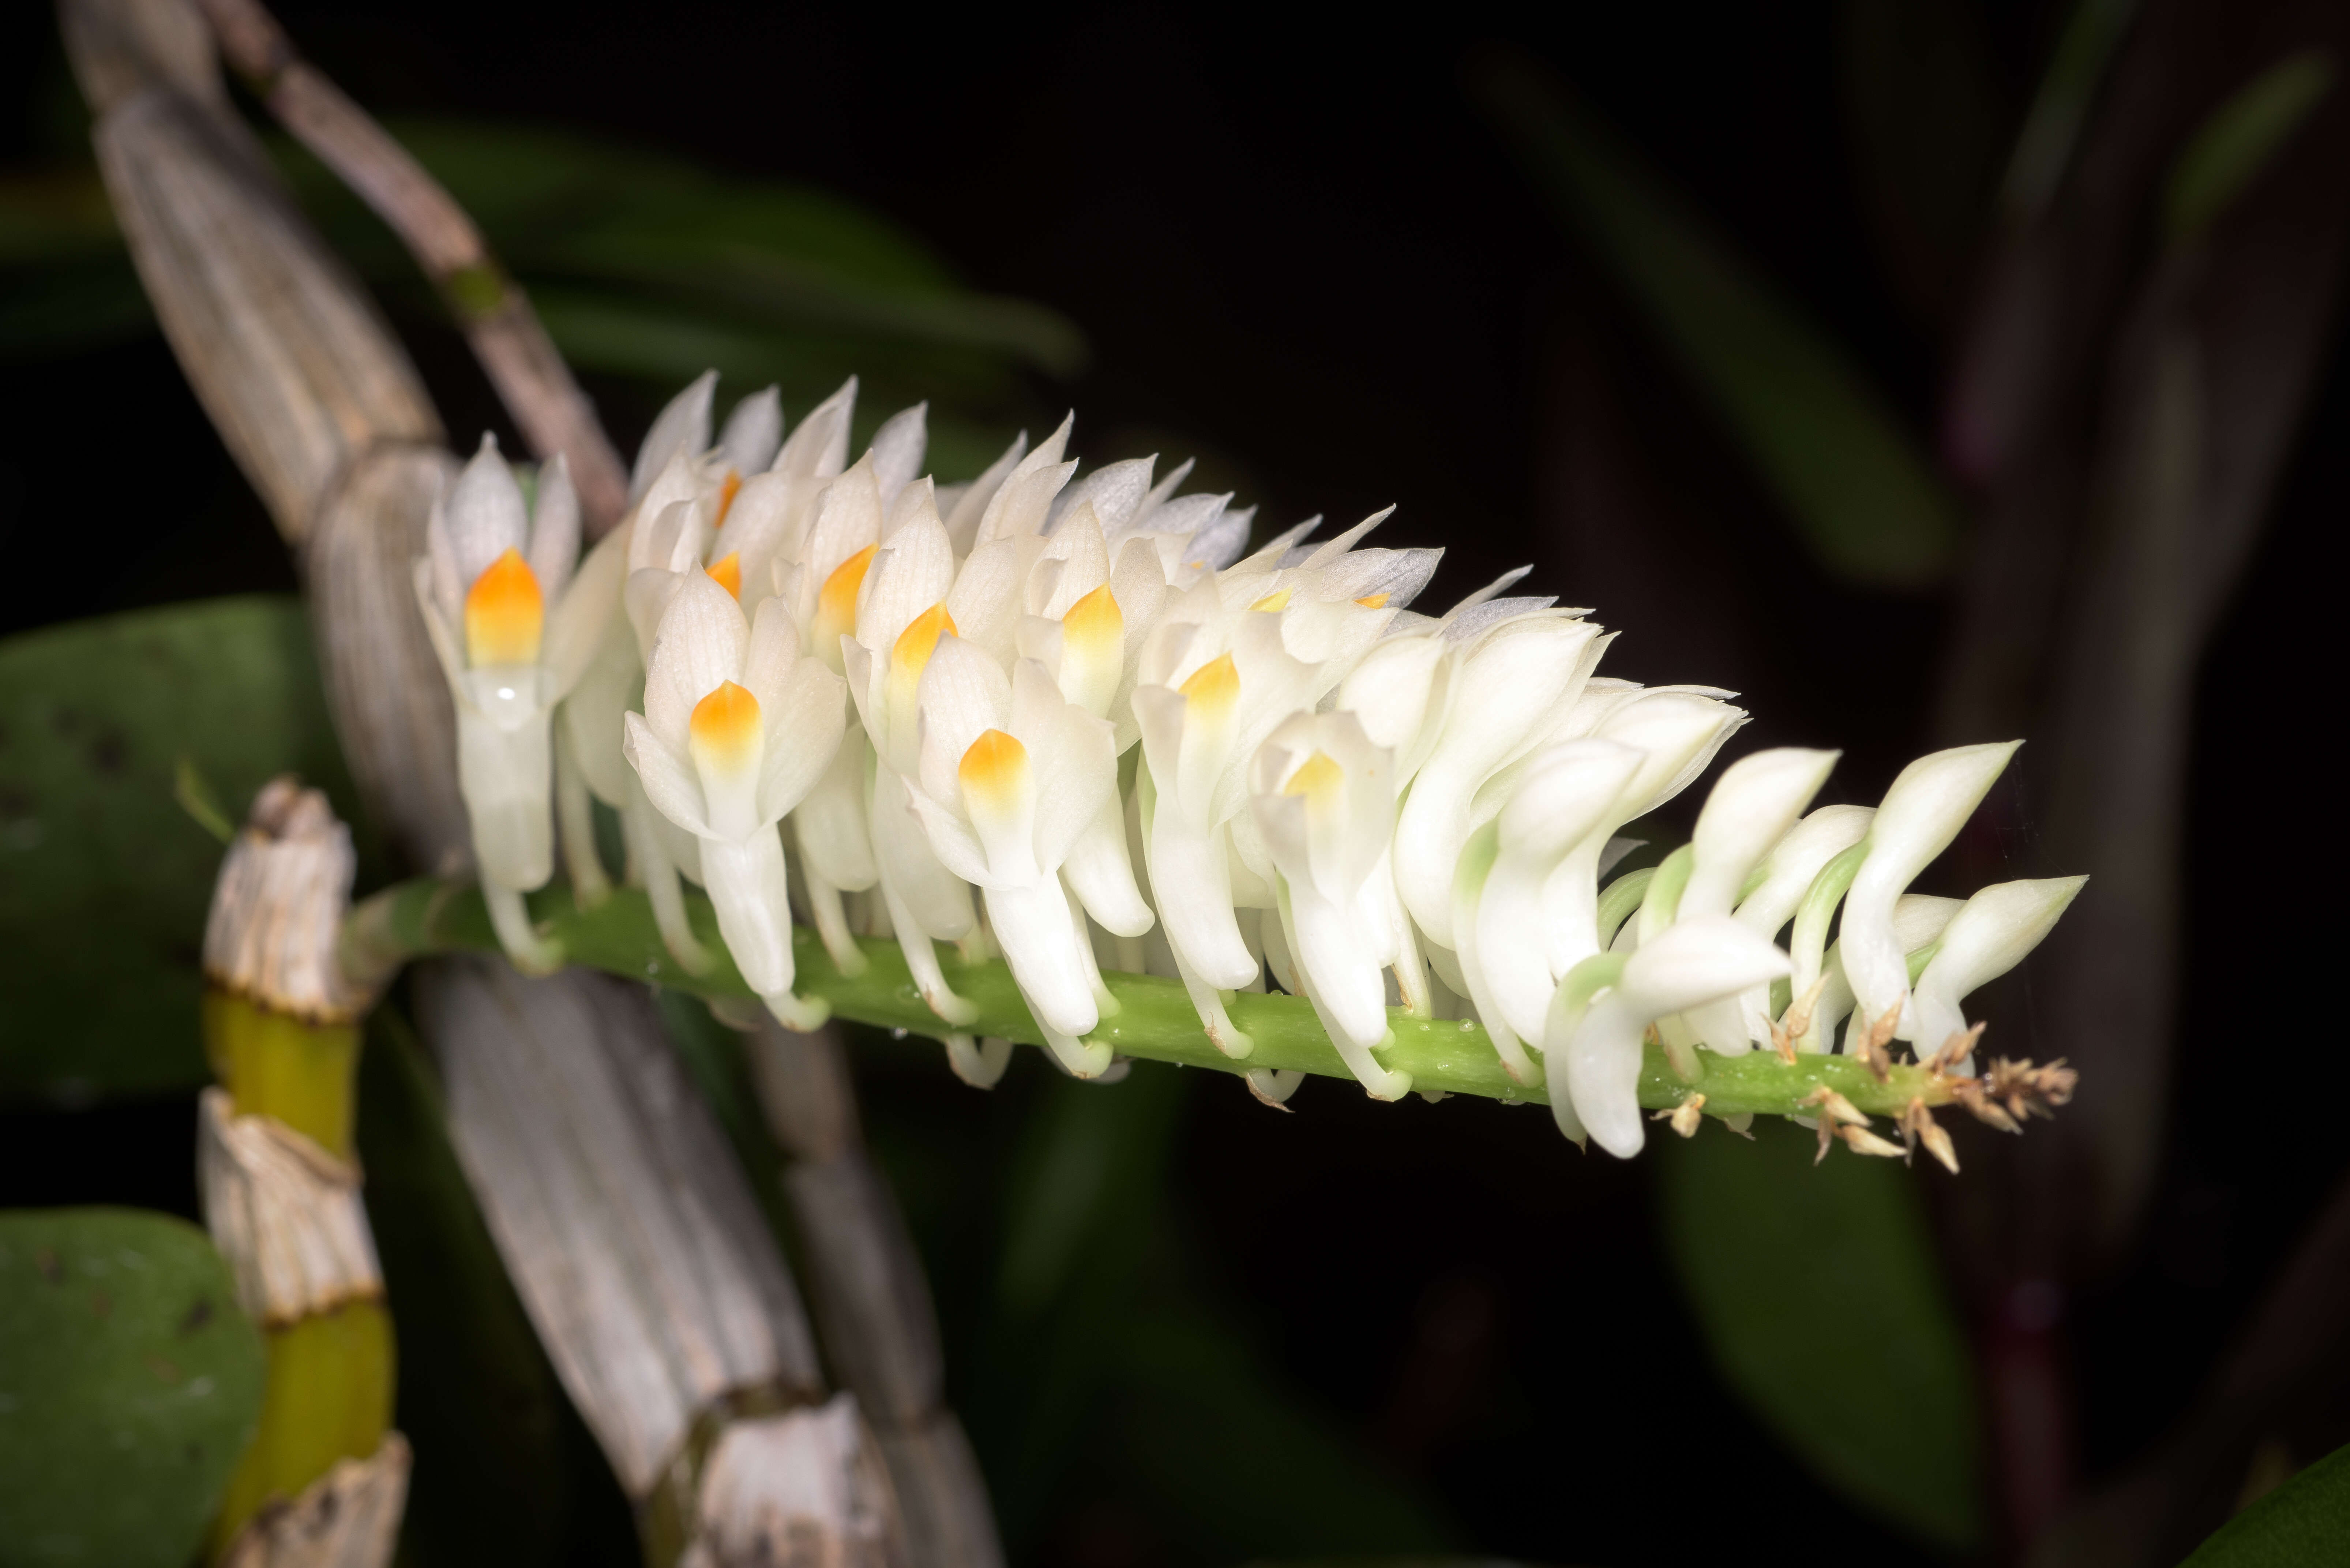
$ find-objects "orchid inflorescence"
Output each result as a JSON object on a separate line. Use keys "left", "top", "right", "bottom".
{"left": 414, "top": 371, "right": 2086, "bottom": 1159}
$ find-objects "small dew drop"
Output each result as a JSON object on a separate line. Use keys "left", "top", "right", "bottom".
{"left": 890, "top": 1027, "right": 909, "bottom": 1040}
{"left": 1457, "top": 1019, "right": 1475, "bottom": 1032}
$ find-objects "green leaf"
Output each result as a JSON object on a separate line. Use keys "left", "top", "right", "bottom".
{"left": 0, "top": 597, "right": 358, "bottom": 1105}
{"left": 266, "top": 118, "right": 1085, "bottom": 377}
{"left": 2181, "top": 1441, "right": 2350, "bottom": 1566}
{"left": 1998, "top": 0, "right": 2144, "bottom": 223}
{"left": 2165, "top": 50, "right": 2338, "bottom": 242}
{"left": 1476, "top": 61, "right": 1962, "bottom": 590}
{"left": 1655, "top": 1115, "right": 1982, "bottom": 1548}
{"left": 0, "top": 1207, "right": 267, "bottom": 1567}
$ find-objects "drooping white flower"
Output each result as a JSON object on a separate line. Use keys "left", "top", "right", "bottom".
{"left": 1809, "top": 893, "right": 1966, "bottom": 1054}
{"left": 1910, "top": 876, "right": 2088, "bottom": 1063}
{"left": 1248, "top": 711, "right": 1409, "bottom": 1099}
{"left": 1547, "top": 915, "right": 1790, "bottom": 1157}
{"left": 1840, "top": 741, "right": 2021, "bottom": 1042}
{"left": 622, "top": 570, "right": 846, "bottom": 1028}
{"left": 413, "top": 436, "right": 610, "bottom": 970}
{"left": 1450, "top": 739, "right": 1645, "bottom": 1083}
{"left": 901, "top": 635, "right": 1121, "bottom": 1076}
{"left": 1669, "top": 747, "right": 1839, "bottom": 1054}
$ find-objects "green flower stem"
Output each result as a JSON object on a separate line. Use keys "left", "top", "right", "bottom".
{"left": 346, "top": 877, "right": 1961, "bottom": 1118}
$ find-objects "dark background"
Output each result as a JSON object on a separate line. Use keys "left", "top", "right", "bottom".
{"left": 1, "top": 3, "right": 2338, "bottom": 1565}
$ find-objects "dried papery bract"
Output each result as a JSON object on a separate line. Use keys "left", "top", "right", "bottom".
{"left": 200, "top": 779, "right": 405, "bottom": 1566}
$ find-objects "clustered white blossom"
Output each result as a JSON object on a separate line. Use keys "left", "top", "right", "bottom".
{"left": 417, "top": 372, "right": 2086, "bottom": 1157}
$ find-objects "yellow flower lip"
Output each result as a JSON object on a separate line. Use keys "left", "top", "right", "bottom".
{"left": 1251, "top": 586, "right": 1292, "bottom": 612}
{"left": 1063, "top": 583, "right": 1122, "bottom": 649}
{"left": 819, "top": 544, "right": 880, "bottom": 630}
{"left": 1179, "top": 651, "right": 1239, "bottom": 716}
{"left": 464, "top": 546, "right": 544, "bottom": 666}
{"left": 707, "top": 551, "right": 743, "bottom": 600}
{"left": 1283, "top": 749, "right": 1344, "bottom": 808}
{"left": 893, "top": 602, "right": 958, "bottom": 681}
{"left": 688, "top": 679, "right": 763, "bottom": 773}
{"left": 714, "top": 469, "right": 743, "bottom": 526}
{"left": 1355, "top": 592, "right": 1388, "bottom": 608}
{"left": 958, "top": 727, "right": 1030, "bottom": 807}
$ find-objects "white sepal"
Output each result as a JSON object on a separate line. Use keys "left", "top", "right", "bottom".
{"left": 1842, "top": 742, "right": 2020, "bottom": 1039}
{"left": 1910, "top": 876, "right": 2087, "bottom": 1054}
{"left": 1551, "top": 916, "right": 1789, "bottom": 1159}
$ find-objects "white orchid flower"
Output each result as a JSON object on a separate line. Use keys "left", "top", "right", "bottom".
{"left": 1910, "top": 876, "right": 2088, "bottom": 1064}
{"left": 1535, "top": 688, "right": 1746, "bottom": 981}
{"left": 1249, "top": 711, "right": 1409, "bottom": 1099}
{"left": 1668, "top": 747, "right": 1838, "bottom": 1054}
{"left": 1392, "top": 613, "right": 1604, "bottom": 953}
{"left": 1840, "top": 741, "right": 2021, "bottom": 1042}
{"left": 840, "top": 489, "right": 986, "bottom": 1026}
{"left": 1547, "top": 915, "right": 1790, "bottom": 1157}
{"left": 413, "top": 436, "right": 611, "bottom": 971}
{"left": 901, "top": 635, "right": 1121, "bottom": 1076}
{"left": 1809, "top": 893, "right": 1965, "bottom": 1054}
{"left": 622, "top": 570, "right": 846, "bottom": 1029}
{"left": 1723, "top": 804, "right": 1874, "bottom": 1044}
{"left": 1450, "top": 740, "right": 1645, "bottom": 1083}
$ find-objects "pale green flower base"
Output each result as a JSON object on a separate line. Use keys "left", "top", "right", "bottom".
{"left": 348, "top": 878, "right": 1960, "bottom": 1118}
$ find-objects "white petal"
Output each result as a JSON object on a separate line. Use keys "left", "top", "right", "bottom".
{"left": 1734, "top": 804, "right": 1876, "bottom": 940}
{"left": 1050, "top": 456, "right": 1155, "bottom": 535}
{"left": 943, "top": 430, "right": 1029, "bottom": 555}
{"left": 718, "top": 386, "right": 783, "bottom": 477}
{"left": 630, "top": 371, "right": 714, "bottom": 501}
{"left": 1011, "top": 659, "right": 1116, "bottom": 872}
{"left": 773, "top": 376, "right": 857, "bottom": 479}
{"left": 446, "top": 434, "right": 530, "bottom": 585}
{"left": 1393, "top": 615, "right": 1601, "bottom": 948}
{"left": 1843, "top": 742, "right": 2021, "bottom": 1036}
{"left": 795, "top": 732, "right": 878, "bottom": 888}
{"left": 1911, "top": 876, "right": 2086, "bottom": 1049}
{"left": 622, "top": 712, "right": 712, "bottom": 837}
{"left": 527, "top": 452, "right": 581, "bottom": 604}
{"left": 700, "top": 828, "right": 794, "bottom": 997}
{"left": 856, "top": 519, "right": 956, "bottom": 653}
{"left": 756, "top": 661, "right": 848, "bottom": 823}
{"left": 915, "top": 635, "right": 1012, "bottom": 807}
{"left": 1681, "top": 748, "right": 1839, "bottom": 920}
{"left": 1063, "top": 791, "right": 1154, "bottom": 937}
{"left": 984, "top": 876, "right": 1098, "bottom": 1037}
{"left": 544, "top": 524, "right": 629, "bottom": 698}
{"left": 643, "top": 571, "right": 749, "bottom": 755}
{"left": 868, "top": 402, "right": 928, "bottom": 512}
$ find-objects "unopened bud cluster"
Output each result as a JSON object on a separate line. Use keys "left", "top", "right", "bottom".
{"left": 416, "top": 372, "right": 2085, "bottom": 1156}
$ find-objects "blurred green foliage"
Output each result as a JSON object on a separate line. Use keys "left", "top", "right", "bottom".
{"left": 2179, "top": 1440, "right": 2350, "bottom": 1566}
{"left": 1656, "top": 1115, "right": 1982, "bottom": 1549}
{"left": 1476, "top": 59, "right": 1964, "bottom": 591}
{"left": 0, "top": 596, "right": 358, "bottom": 1106}
{"left": 2163, "top": 49, "right": 2338, "bottom": 242}
{"left": 0, "top": 116, "right": 1078, "bottom": 477}
{"left": 0, "top": 1208, "right": 267, "bottom": 1568}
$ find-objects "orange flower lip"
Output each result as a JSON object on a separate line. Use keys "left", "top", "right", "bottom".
{"left": 689, "top": 679, "right": 763, "bottom": 773}
{"left": 714, "top": 469, "right": 744, "bottom": 526}
{"left": 464, "top": 547, "right": 545, "bottom": 666}
{"left": 707, "top": 551, "right": 744, "bottom": 600}
{"left": 958, "top": 727, "right": 1030, "bottom": 808}
{"left": 819, "top": 544, "right": 879, "bottom": 630}
{"left": 892, "top": 602, "right": 958, "bottom": 681}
